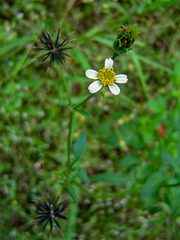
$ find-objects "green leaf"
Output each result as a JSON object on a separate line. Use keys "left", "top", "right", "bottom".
{"left": 0, "top": 162, "right": 11, "bottom": 174}
{"left": 75, "top": 109, "right": 93, "bottom": 118}
{"left": 148, "top": 206, "right": 161, "bottom": 214}
{"left": 66, "top": 185, "right": 78, "bottom": 203}
{"left": 171, "top": 59, "right": 180, "bottom": 86}
{"left": 134, "top": 53, "right": 172, "bottom": 74}
{"left": 92, "top": 172, "right": 128, "bottom": 185}
{"left": 84, "top": 25, "right": 106, "bottom": 39}
{"left": 141, "top": 171, "right": 167, "bottom": 207}
{"left": 73, "top": 131, "right": 86, "bottom": 164}
{"left": 10, "top": 47, "right": 31, "bottom": 81}
{"left": 0, "top": 34, "right": 34, "bottom": 57}
{"left": 59, "top": 95, "right": 90, "bottom": 106}
{"left": 106, "top": 131, "right": 119, "bottom": 147}
{"left": 147, "top": 97, "right": 167, "bottom": 114}
{"left": 137, "top": 164, "right": 155, "bottom": 182}
{"left": 173, "top": 59, "right": 180, "bottom": 78}
{"left": 71, "top": 48, "right": 91, "bottom": 70}
{"left": 161, "top": 151, "right": 177, "bottom": 169}
{"left": 95, "top": 120, "right": 111, "bottom": 137}
{"left": 130, "top": 134, "right": 144, "bottom": 150}
{"left": 152, "top": 215, "right": 166, "bottom": 223}
{"left": 118, "top": 154, "right": 139, "bottom": 171}
{"left": 167, "top": 178, "right": 180, "bottom": 186}
{"left": 177, "top": 144, "right": 180, "bottom": 162}
{"left": 94, "top": 36, "right": 112, "bottom": 48}
{"left": 67, "top": 169, "right": 79, "bottom": 182}
{"left": 142, "top": 171, "right": 167, "bottom": 195}
{"left": 166, "top": 187, "right": 180, "bottom": 213}
{"left": 129, "top": 51, "right": 149, "bottom": 99}
{"left": 158, "top": 202, "right": 171, "bottom": 213}
{"left": 78, "top": 167, "right": 90, "bottom": 184}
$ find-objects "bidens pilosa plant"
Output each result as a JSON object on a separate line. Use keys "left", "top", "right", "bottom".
{"left": 33, "top": 24, "right": 138, "bottom": 237}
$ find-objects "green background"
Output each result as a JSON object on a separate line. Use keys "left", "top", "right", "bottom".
{"left": 0, "top": 0, "right": 180, "bottom": 239}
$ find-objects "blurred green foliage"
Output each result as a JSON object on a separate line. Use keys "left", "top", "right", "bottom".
{"left": 0, "top": 0, "right": 180, "bottom": 239}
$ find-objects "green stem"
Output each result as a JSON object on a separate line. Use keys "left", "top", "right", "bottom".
{"left": 68, "top": 111, "right": 74, "bottom": 171}
{"left": 73, "top": 93, "right": 95, "bottom": 110}
{"left": 59, "top": 67, "right": 73, "bottom": 108}
{"left": 59, "top": 66, "right": 74, "bottom": 171}
{"left": 112, "top": 52, "right": 119, "bottom": 61}
{"left": 66, "top": 186, "right": 79, "bottom": 240}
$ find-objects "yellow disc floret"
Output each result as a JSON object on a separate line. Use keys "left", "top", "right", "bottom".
{"left": 99, "top": 67, "right": 117, "bottom": 86}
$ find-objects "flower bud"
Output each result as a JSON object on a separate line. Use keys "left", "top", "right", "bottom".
{"left": 113, "top": 24, "right": 139, "bottom": 54}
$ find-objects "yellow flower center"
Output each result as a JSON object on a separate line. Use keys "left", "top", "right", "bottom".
{"left": 99, "top": 67, "right": 117, "bottom": 86}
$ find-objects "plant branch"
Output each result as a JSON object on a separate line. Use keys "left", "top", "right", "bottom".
{"left": 68, "top": 111, "right": 74, "bottom": 171}
{"left": 73, "top": 93, "right": 95, "bottom": 110}
{"left": 59, "top": 67, "right": 73, "bottom": 108}
{"left": 112, "top": 52, "right": 119, "bottom": 61}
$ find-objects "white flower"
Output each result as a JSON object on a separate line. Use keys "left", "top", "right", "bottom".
{"left": 85, "top": 58, "right": 128, "bottom": 95}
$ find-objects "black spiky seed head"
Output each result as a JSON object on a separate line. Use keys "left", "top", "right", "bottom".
{"left": 34, "top": 28, "right": 74, "bottom": 70}
{"left": 33, "top": 196, "right": 68, "bottom": 238}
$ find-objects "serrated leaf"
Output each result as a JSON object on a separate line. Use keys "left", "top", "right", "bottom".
{"left": 166, "top": 187, "right": 180, "bottom": 212}
{"left": 141, "top": 171, "right": 167, "bottom": 194}
{"left": 92, "top": 172, "right": 128, "bottom": 185}
{"left": 78, "top": 167, "right": 90, "bottom": 184}
{"left": 118, "top": 154, "right": 139, "bottom": 170}
{"left": 73, "top": 131, "right": 86, "bottom": 164}
{"left": 75, "top": 109, "right": 93, "bottom": 118}
{"left": 137, "top": 164, "right": 155, "bottom": 182}
{"left": 161, "top": 151, "right": 177, "bottom": 169}
{"left": 66, "top": 185, "right": 78, "bottom": 203}
{"left": 141, "top": 171, "right": 167, "bottom": 207}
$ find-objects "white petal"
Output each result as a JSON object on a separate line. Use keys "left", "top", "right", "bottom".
{"left": 88, "top": 80, "right": 103, "bottom": 93}
{"left": 85, "top": 69, "right": 99, "bottom": 79}
{"left": 115, "top": 74, "right": 128, "bottom": 83}
{"left": 108, "top": 83, "right": 120, "bottom": 95}
{"left": 105, "top": 58, "right": 114, "bottom": 68}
